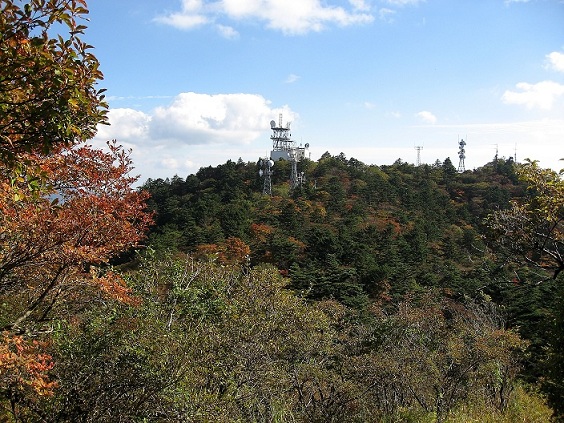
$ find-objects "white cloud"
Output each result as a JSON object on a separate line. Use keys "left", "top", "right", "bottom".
{"left": 94, "top": 92, "right": 297, "bottom": 180}
{"left": 502, "top": 80, "right": 564, "bottom": 110}
{"left": 417, "top": 110, "right": 437, "bottom": 124}
{"left": 155, "top": 0, "right": 374, "bottom": 35}
{"left": 546, "top": 51, "right": 564, "bottom": 73}
{"left": 154, "top": 0, "right": 209, "bottom": 29}
{"left": 285, "top": 74, "right": 300, "bottom": 83}
{"left": 349, "top": 0, "right": 370, "bottom": 12}
{"left": 378, "top": 8, "right": 396, "bottom": 22}
{"left": 216, "top": 24, "right": 239, "bottom": 39}
{"left": 148, "top": 92, "right": 297, "bottom": 144}
{"left": 96, "top": 108, "right": 151, "bottom": 141}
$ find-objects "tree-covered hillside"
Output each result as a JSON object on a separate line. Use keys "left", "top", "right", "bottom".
{"left": 142, "top": 153, "right": 563, "bottom": 419}
{"left": 143, "top": 154, "right": 523, "bottom": 304}
{"left": 2, "top": 1, "right": 561, "bottom": 421}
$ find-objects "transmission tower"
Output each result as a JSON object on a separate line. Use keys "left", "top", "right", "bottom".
{"left": 268, "top": 114, "right": 309, "bottom": 190}
{"left": 415, "top": 145, "right": 423, "bottom": 166}
{"left": 457, "top": 139, "right": 466, "bottom": 172}
{"left": 259, "top": 158, "right": 274, "bottom": 195}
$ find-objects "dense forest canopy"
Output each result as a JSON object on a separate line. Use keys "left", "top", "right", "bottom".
{"left": 141, "top": 153, "right": 563, "bottom": 420}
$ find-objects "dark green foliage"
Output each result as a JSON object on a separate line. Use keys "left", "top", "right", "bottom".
{"left": 141, "top": 153, "right": 563, "bottom": 416}
{"left": 142, "top": 156, "right": 526, "bottom": 306}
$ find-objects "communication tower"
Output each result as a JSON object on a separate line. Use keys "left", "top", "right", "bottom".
{"left": 415, "top": 145, "right": 423, "bottom": 166}
{"left": 259, "top": 158, "right": 274, "bottom": 195}
{"left": 458, "top": 138, "right": 466, "bottom": 172}
{"left": 288, "top": 150, "right": 306, "bottom": 189}
{"left": 269, "top": 114, "right": 309, "bottom": 162}
{"left": 268, "top": 114, "right": 309, "bottom": 189}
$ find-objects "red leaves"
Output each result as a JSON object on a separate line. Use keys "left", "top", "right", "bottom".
{"left": 0, "top": 333, "right": 58, "bottom": 397}
{"left": 1, "top": 141, "right": 152, "bottom": 326}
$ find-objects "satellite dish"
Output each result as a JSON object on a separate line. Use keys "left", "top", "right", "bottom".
{"left": 259, "top": 169, "right": 263, "bottom": 176}
{"left": 304, "top": 143, "right": 309, "bottom": 148}
{"left": 270, "top": 120, "right": 276, "bottom": 128}
{"left": 268, "top": 160, "right": 274, "bottom": 167}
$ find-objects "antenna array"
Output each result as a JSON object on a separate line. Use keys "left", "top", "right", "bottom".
{"left": 266, "top": 114, "right": 310, "bottom": 191}
{"left": 458, "top": 139, "right": 466, "bottom": 172}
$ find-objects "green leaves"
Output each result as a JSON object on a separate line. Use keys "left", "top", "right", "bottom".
{"left": 0, "top": 0, "right": 107, "bottom": 166}
{"left": 486, "top": 160, "right": 564, "bottom": 280}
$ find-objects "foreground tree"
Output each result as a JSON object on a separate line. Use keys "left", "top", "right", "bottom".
{"left": 0, "top": 0, "right": 107, "bottom": 163}
{"left": 486, "top": 160, "right": 564, "bottom": 419}
{"left": 0, "top": 142, "right": 152, "bottom": 419}
{"left": 1, "top": 141, "right": 152, "bottom": 332}
{"left": 486, "top": 160, "right": 564, "bottom": 280}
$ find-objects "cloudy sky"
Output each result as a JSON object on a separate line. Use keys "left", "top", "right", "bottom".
{"left": 87, "top": 0, "right": 564, "bottom": 182}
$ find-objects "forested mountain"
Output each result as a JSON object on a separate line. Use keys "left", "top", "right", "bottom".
{"left": 143, "top": 154, "right": 526, "bottom": 308}
{"left": 2, "top": 2, "right": 561, "bottom": 421}
{"left": 139, "top": 153, "right": 563, "bottom": 420}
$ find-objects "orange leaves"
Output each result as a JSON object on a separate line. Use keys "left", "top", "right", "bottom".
{"left": 223, "top": 237, "right": 251, "bottom": 264}
{"left": 94, "top": 271, "right": 141, "bottom": 307}
{"left": 0, "top": 333, "right": 57, "bottom": 397}
{"left": 250, "top": 223, "right": 274, "bottom": 243}
{"left": 194, "top": 237, "right": 251, "bottom": 265}
{"left": 0, "top": 141, "right": 152, "bottom": 332}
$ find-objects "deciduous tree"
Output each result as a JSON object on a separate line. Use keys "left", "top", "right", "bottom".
{"left": 0, "top": 0, "right": 107, "bottom": 164}
{"left": 486, "top": 160, "right": 564, "bottom": 280}
{"left": 0, "top": 142, "right": 152, "bottom": 419}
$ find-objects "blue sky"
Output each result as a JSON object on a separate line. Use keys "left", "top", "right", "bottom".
{"left": 87, "top": 0, "right": 564, "bottom": 182}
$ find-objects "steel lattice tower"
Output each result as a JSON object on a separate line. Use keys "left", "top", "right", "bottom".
{"left": 259, "top": 159, "right": 274, "bottom": 195}
{"left": 415, "top": 145, "right": 423, "bottom": 166}
{"left": 458, "top": 139, "right": 466, "bottom": 172}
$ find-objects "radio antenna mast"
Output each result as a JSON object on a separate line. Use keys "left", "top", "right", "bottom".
{"left": 415, "top": 145, "right": 423, "bottom": 166}
{"left": 259, "top": 158, "right": 274, "bottom": 195}
{"left": 457, "top": 138, "right": 466, "bottom": 172}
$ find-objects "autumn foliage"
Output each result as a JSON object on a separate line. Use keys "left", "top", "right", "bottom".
{"left": 194, "top": 236, "right": 251, "bottom": 265}
{"left": 0, "top": 0, "right": 107, "bottom": 162}
{"left": 0, "top": 333, "right": 57, "bottom": 397}
{"left": 0, "top": 142, "right": 152, "bottom": 418}
{"left": 0, "top": 141, "right": 152, "bottom": 332}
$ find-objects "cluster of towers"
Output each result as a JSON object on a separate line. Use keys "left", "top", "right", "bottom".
{"left": 259, "top": 115, "right": 517, "bottom": 193}
{"left": 260, "top": 114, "right": 310, "bottom": 195}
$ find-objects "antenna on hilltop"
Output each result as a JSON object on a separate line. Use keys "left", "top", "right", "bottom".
{"left": 414, "top": 145, "right": 423, "bottom": 166}
{"left": 268, "top": 113, "right": 310, "bottom": 191}
{"left": 457, "top": 137, "right": 466, "bottom": 172}
{"left": 259, "top": 158, "right": 274, "bottom": 195}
